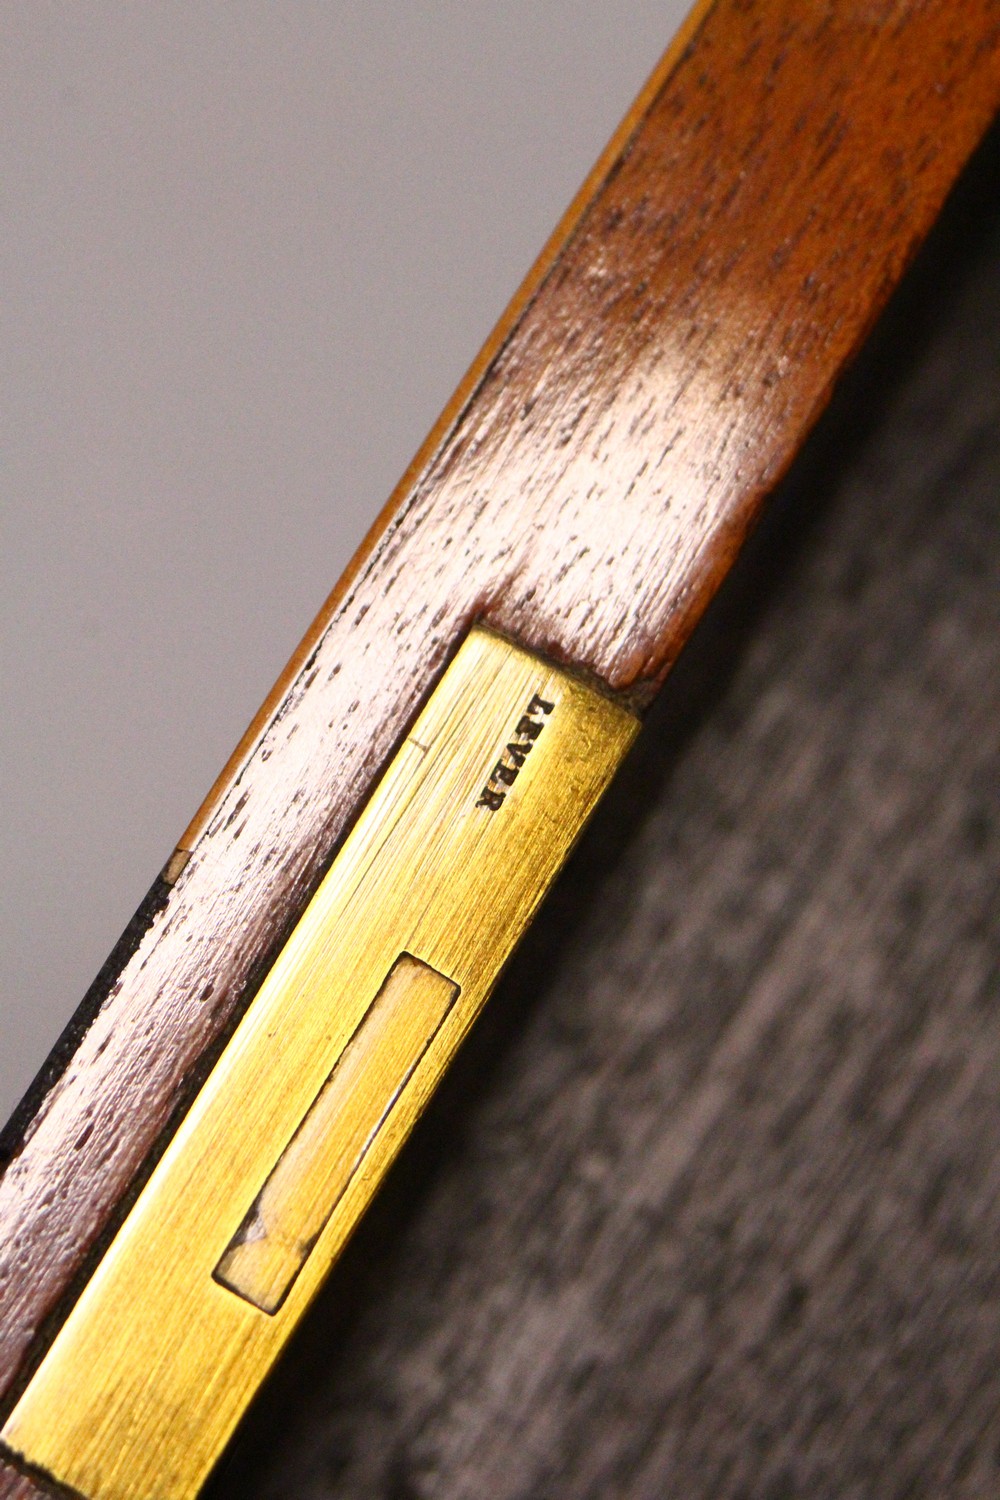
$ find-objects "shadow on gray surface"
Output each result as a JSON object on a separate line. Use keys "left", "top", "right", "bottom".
{"left": 206, "top": 121, "right": 1000, "bottom": 1500}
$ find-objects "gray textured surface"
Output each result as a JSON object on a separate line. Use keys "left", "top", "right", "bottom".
{"left": 201, "top": 127, "right": 1000, "bottom": 1500}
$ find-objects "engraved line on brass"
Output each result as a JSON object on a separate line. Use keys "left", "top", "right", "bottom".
{"left": 476, "top": 690, "right": 554, "bottom": 810}
{"left": 214, "top": 954, "right": 459, "bottom": 1314}
{"left": 0, "top": 629, "right": 640, "bottom": 1500}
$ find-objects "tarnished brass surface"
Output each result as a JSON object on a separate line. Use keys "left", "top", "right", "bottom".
{"left": 2, "top": 627, "right": 637, "bottom": 1500}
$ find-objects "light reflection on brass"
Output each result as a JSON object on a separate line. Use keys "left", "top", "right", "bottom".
{"left": 2, "top": 627, "right": 637, "bottom": 1500}
{"left": 215, "top": 954, "right": 459, "bottom": 1314}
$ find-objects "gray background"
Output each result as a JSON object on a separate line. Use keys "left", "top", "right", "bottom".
{"left": 1, "top": 3, "right": 689, "bottom": 1122}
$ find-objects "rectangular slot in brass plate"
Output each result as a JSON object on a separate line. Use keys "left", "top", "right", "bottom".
{"left": 216, "top": 954, "right": 459, "bottom": 1313}
{"left": 2, "top": 626, "right": 638, "bottom": 1500}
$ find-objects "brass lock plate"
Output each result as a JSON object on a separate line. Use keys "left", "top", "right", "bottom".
{"left": 2, "top": 627, "right": 637, "bottom": 1500}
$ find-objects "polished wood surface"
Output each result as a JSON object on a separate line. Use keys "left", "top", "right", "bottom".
{"left": 4, "top": 634, "right": 634, "bottom": 1499}
{"left": 1, "top": 1, "right": 998, "bottom": 1492}
{"left": 209, "top": 136, "right": 1000, "bottom": 1496}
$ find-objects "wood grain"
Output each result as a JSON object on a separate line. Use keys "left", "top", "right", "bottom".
{"left": 0, "top": 0, "right": 998, "bottom": 1487}
{"left": 0, "top": 1473, "right": 37, "bottom": 1500}
{"left": 205, "top": 126, "right": 1000, "bottom": 1497}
